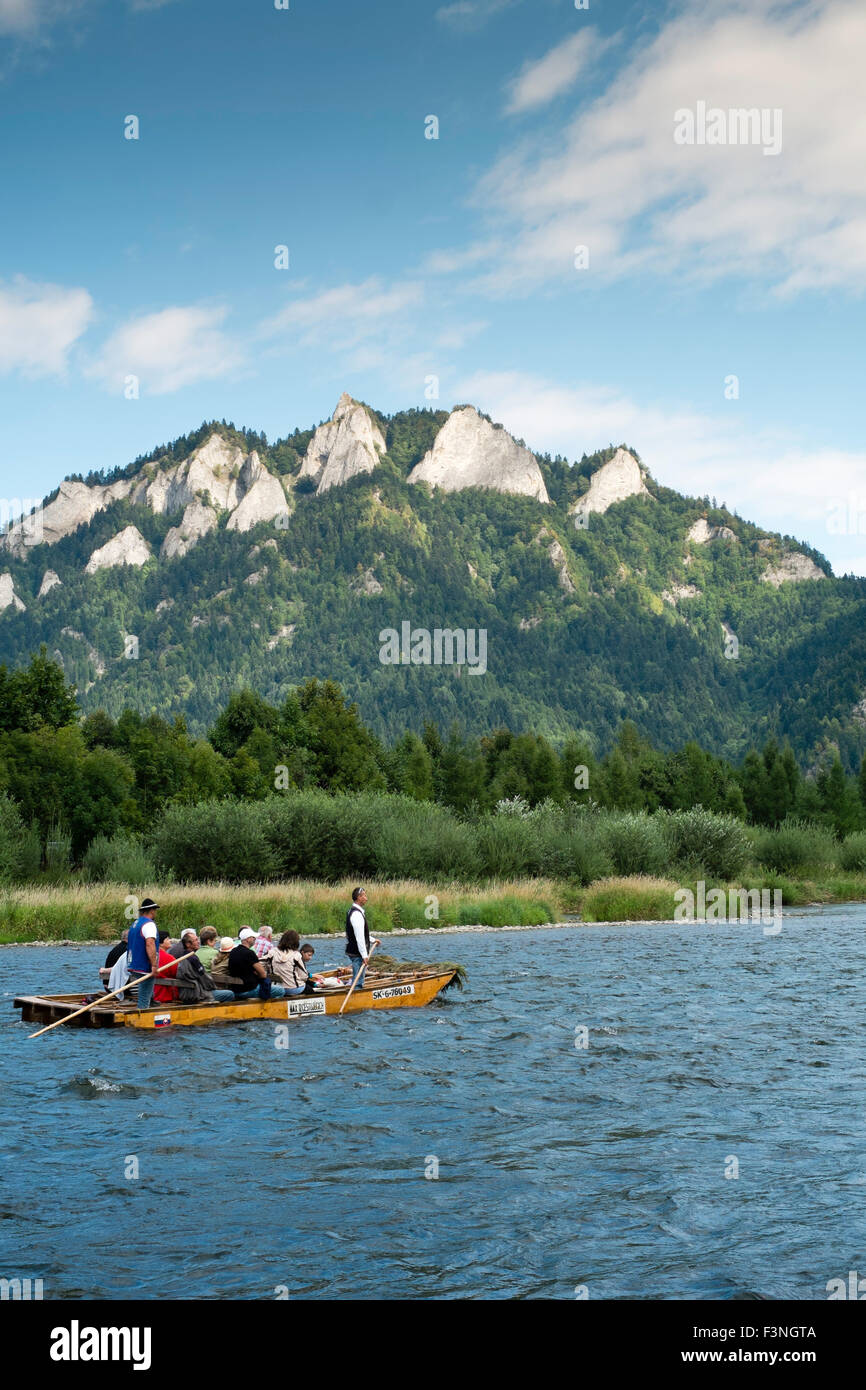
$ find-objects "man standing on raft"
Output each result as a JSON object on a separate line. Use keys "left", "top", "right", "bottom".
{"left": 345, "top": 887, "right": 379, "bottom": 989}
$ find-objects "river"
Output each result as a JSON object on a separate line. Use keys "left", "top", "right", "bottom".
{"left": 1, "top": 905, "right": 864, "bottom": 1300}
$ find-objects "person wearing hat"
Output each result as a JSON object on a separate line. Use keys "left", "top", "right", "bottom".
{"left": 209, "top": 936, "right": 238, "bottom": 983}
{"left": 126, "top": 897, "right": 161, "bottom": 1010}
{"left": 227, "top": 927, "right": 288, "bottom": 1001}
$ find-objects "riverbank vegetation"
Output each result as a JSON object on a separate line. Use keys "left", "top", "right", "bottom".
{"left": 3, "top": 654, "right": 866, "bottom": 927}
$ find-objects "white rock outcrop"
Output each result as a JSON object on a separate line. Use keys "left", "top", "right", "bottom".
{"left": 226, "top": 452, "right": 290, "bottom": 532}
{"left": 688, "top": 518, "right": 738, "bottom": 545}
{"left": 571, "top": 448, "right": 650, "bottom": 519}
{"left": 0, "top": 572, "right": 26, "bottom": 612}
{"left": 351, "top": 567, "right": 384, "bottom": 596}
{"left": 299, "top": 393, "right": 386, "bottom": 494}
{"left": 408, "top": 406, "right": 549, "bottom": 503}
{"left": 662, "top": 583, "right": 702, "bottom": 605}
{"left": 535, "top": 527, "right": 575, "bottom": 593}
{"left": 38, "top": 569, "right": 62, "bottom": 597}
{"left": 131, "top": 434, "right": 245, "bottom": 515}
{"left": 761, "top": 553, "right": 825, "bottom": 587}
{"left": 266, "top": 623, "right": 296, "bottom": 651}
{"left": 2, "top": 478, "right": 133, "bottom": 555}
{"left": 5, "top": 432, "right": 293, "bottom": 563}
{"left": 85, "top": 526, "right": 152, "bottom": 575}
{"left": 161, "top": 500, "right": 219, "bottom": 560}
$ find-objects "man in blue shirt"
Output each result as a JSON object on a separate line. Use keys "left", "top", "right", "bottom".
{"left": 126, "top": 897, "right": 161, "bottom": 1010}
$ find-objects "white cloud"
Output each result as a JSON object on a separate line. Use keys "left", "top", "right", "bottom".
{"left": 506, "top": 31, "right": 598, "bottom": 114}
{"left": 462, "top": 0, "right": 866, "bottom": 295}
{"left": 87, "top": 305, "right": 241, "bottom": 395}
{"left": 260, "top": 278, "right": 424, "bottom": 349}
{"left": 454, "top": 368, "right": 866, "bottom": 566}
{"left": 0, "top": 277, "right": 93, "bottom": 375}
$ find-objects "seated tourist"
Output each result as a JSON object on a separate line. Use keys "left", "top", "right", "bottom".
{"left": 228, "top": 927, "right": 287, "bottom": 1000}
{"left": 299, "top": 943, "right": 341, "bottom": 988}
{"left": 100, "top": 929, "right": 129, "bottom": 989}
{"left": 196, "top": 927, "right": 219, "bottom": 970}
{"left": 153, "top": 932, "right": 180, "bottom": 1004}
{"left": 169, "top": 927, "right": 200, "bottom": 959}
{"left": 107, "top": 947, "right": 130, "bottom": 995}
{"left": 173, "top": 949, "right": 234, "bottom": 1005}
{"left": 209, "top": 937, "right": 237, "bottom": 980}
{"left": 253, "top": 924, "right": 274, "bottom": 960}
{"left": 271, "top": 930, "right": 308, "bottom": 996}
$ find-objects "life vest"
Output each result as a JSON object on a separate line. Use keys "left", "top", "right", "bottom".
{"left": 127, "top": 916, "right": 155, "bottom": 973}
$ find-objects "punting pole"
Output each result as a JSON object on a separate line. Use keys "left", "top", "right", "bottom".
{"left": 338, "top": 942, "right": 378, "bottom": 1016}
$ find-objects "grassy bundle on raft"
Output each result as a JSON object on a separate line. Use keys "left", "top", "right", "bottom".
{"left": 370, "top": 953, "right": 467, "bottom": 991}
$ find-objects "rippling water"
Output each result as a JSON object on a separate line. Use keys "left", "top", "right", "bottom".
{"left": 2, "top": 906, "right": 865, "bottom": 1300}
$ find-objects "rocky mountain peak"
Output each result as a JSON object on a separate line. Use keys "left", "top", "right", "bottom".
{"left": 571, "top": 448, "right": 650, "bottom": 518}
{"left": 298, "top": 394, "right": 387, "bottom": 495}
{"left": 407, "top": 406, "right": 550, "bottom": 503}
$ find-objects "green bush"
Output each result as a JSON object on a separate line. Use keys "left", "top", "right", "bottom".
{"left": 372, "top": 799, "right": 480, "bottom": 880}
{"left": 83, "top": 832, "right": 157, "bottom": 885}
{"left": 840, "top": 830, "right": 866, "bottom": 873}
{"left": 659, "top": 808, "right": 749, "bottom": 879}
{"left": 754, "top": 819, "right": 837, "bottom": 876}
{"left": 598, "top": 811, "right": 666, "bottom": 876}
{"left": 475, "top": 814, "right": 537, "bottom": 877}
{"left": 152, "top": 799, "right": 280, "bottom": 883}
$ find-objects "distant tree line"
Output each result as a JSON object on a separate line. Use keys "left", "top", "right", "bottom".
{"left": 1, "top": 650, "right": 865, "bottom": 870}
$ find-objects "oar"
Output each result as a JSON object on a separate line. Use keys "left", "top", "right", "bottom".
{"left": 338, "top": 942, "right": 378, "bottom": 1016}
{"left": 28, "top": 952, "right": 196, "bottom": 1039}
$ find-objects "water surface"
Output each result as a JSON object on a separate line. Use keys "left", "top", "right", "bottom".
{"left": 1, "top": 907, "right": 864, "bottom": 1299}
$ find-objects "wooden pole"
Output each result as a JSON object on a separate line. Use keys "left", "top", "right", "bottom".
{"left": 28, "top": 951, "right": 196, "bottom": 1039}
{"left": 339, "top": 942, "right": 378, "bottom": 1016}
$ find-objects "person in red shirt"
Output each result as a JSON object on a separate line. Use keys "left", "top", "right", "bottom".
{"left": 152, "top": 931, "right": 180, "bottom": 1004}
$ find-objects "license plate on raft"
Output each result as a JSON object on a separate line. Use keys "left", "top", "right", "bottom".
{"left": 287, "top": 999, "right": 327, "bottom": 1017}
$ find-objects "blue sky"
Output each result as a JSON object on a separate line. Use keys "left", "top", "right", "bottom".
{"left": 1, "top": 0, "right": 865, "bottom": 570}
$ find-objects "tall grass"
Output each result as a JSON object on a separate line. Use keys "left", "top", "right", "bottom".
{"left": 0, "top": 877, "right": 563, "bottom": 944}
{"left": 580, "top": 876, "right": 680, "bottom": 923}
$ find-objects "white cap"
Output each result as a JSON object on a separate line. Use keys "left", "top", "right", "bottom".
{"left": 239, "top": 927, "right": 256, "bottom": 941}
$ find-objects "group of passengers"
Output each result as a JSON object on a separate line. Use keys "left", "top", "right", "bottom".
{"left": 103, "top": 899, "right": 345, "bottom": 1009}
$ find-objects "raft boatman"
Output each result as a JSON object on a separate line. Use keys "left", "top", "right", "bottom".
{"left": 345, "top": 887, "right": 380, "bottom": 989}
{"left": 126, "top": 897, "right": 160, "bottom": 1010}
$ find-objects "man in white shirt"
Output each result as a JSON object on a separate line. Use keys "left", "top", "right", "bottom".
{"left": 344, "top": 887, "right": 379, "bottom": 988}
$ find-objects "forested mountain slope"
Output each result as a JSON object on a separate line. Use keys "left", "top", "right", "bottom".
{"left": 1, "top": 397, "right": 863, "bottom": 768}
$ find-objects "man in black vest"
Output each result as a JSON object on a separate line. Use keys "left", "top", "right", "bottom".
{"left": 345, "top": 887, "right": 380, "bottom": 988}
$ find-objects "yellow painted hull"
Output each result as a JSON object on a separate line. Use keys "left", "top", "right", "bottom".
{"left": 14, "top": 970, "right": 455, "bottom": 1031}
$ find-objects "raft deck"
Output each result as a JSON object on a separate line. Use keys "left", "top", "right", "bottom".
{"left": 14, "top": 968, "right": 456, "bottom": 1030}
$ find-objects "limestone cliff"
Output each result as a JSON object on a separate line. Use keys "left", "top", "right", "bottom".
{"left": 84, "top": 526, "right": 152, "bottom": 575}
{"left": 408, "top": 406, "right": 549, "bottom": 503}
{"left": 761, "top": 553, "right": 825, "bottom": 586}
{"left": 571, "top": 448, "right": 650, "bottom": 519}
{"left": 0, "top": 573, "right": 26, "bottom": 612}
{"left": 299, "top": 393, "right": 386, "bottom": 494}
